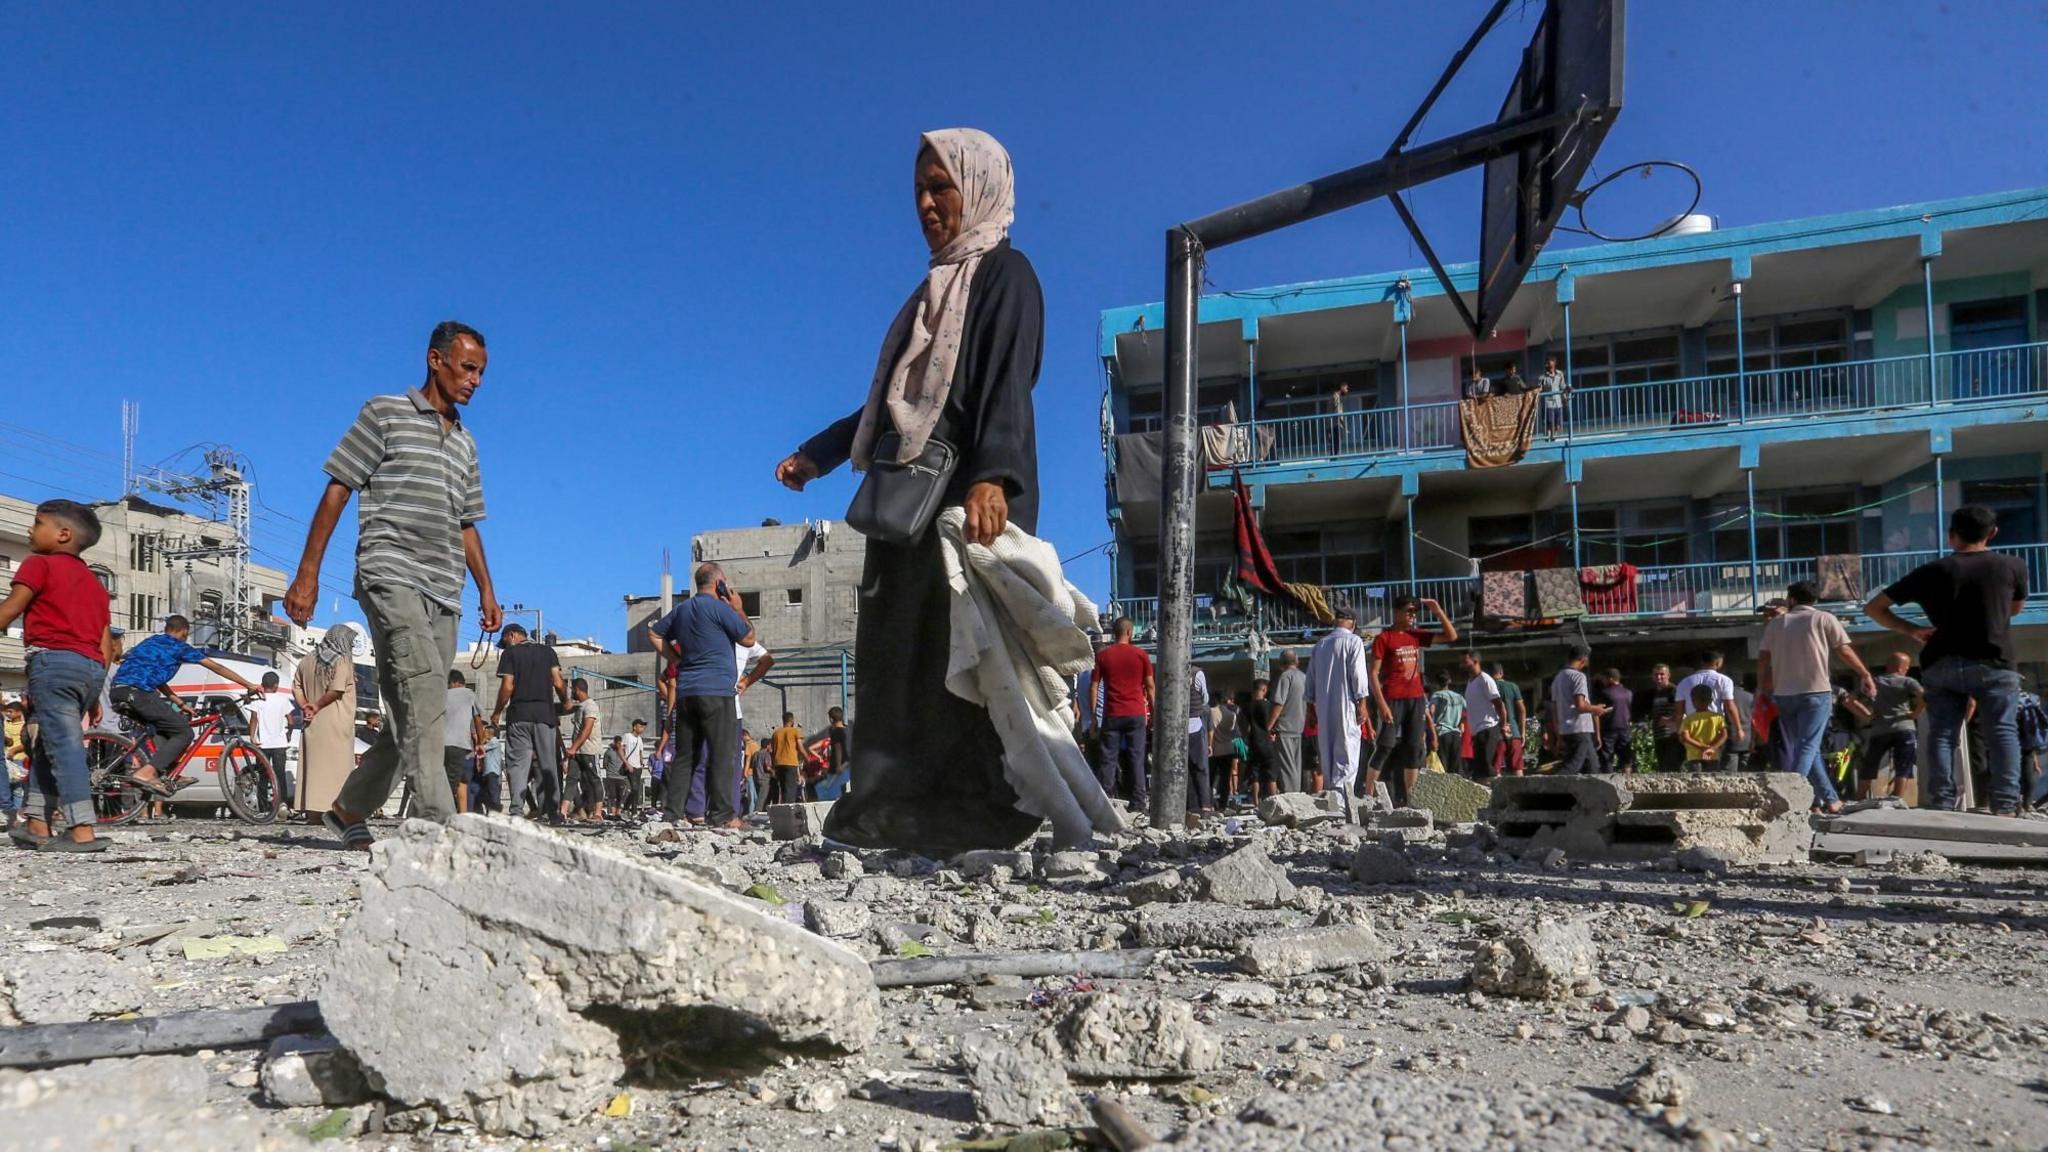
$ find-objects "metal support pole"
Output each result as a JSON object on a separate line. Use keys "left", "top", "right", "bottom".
{"left": 1562, "top": 299, "right": 1576, "bottom": 442}
{"left": 1732, "top": 281, "right": 1747, "bottom": 423}
{"left": 1406, "top": 494, "right": 1419, "bottom": 593}
{"left": 1746, "top": 468, "right": 1761, "bottom": 609}
{"left": 1246, "top": 338, "right": 1259, "bottom": 425}
{"left": 1398, "top": 318, "right": 1411, "bottom": 452}
{"left": 1570, "top": 480, "right": 1582, "bottom": 572}
{"left": 1934, "top": 454, "right": 1946, "bottom": 555}
{"left": 1922, "top": 257, "right": 1939, "bottom": 403}
{"left": 1152, "top": 226, "right": 1202, "bottom": 827}
{"left": 839, "top": 649, "right": 850, "bottom": 716}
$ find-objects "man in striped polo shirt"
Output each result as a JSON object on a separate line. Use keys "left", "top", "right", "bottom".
{"left": 284, "top": 321, "right": 503, "bottom": 848}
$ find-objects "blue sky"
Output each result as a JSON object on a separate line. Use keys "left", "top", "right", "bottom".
{"left": 5, "top": 1, "right": 2045, "bottom": 647}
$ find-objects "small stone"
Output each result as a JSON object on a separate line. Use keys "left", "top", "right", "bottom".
{"left": 228, "top": 1068, "right": 260, "bottom": 1089}
{"left": 1039, "top": 992, "right": 1220, "bottom": 1079}
{"left": 1237, "top": 923, "right": 1390, "bottom": 978}
{"left": 1121, "top": 869, "right": 1186, "bottom": 906}
{"left": 1675, "top": 846, "right": 1735, "bottom": 874}
{"left": 1349, "top": 844, "right": 1418, "bottom": 886}
{"left": 792, "top": 1079, "right": 844, "bottom": 1113}
{"left": 804, "top": 899, "right": 873, "bottom": 939}
{"left": 1321, "top": 1033, "right": 1345, "bottom": 1052}
{"left": 1621, "top": 1056, "right": 1696, "bottom": 1108}
{"left": 1468, "top": 918, "right": 1600, "bottom": 1001}
{"left": 1850, "top": 1094, "right": 1896, "bottom": 1115}
{"left": 260, "top": 1034, "right": 372, "bottom": 1108}
{"left": 1210, "top": 981, "right": 1281, "bottom": 1009}
{"left": 822, "top": 852, "right": 865, "bottom": 880}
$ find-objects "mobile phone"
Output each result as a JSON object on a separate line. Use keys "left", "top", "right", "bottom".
{"left": 717, "top": 581, "right": 731, "bottom": 600}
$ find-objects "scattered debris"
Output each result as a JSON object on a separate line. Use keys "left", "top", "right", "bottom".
{"left": 1468, "top": 918, "right": 1600, "bottom": 1000}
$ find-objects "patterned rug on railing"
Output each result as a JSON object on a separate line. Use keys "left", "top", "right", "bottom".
{"left": 1458, "top": 392, "right": 1540, "bottom": 468}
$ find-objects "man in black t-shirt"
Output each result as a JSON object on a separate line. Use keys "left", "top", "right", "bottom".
{"left": 489, "top": 624, "right": 570, "bottom": 824}
{"left": 1866, "top": 505, "right": 2031, "bottom": 814}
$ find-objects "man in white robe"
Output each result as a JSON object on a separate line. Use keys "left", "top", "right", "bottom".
{"left": 1308, "top": 606, "right": 1373, "bottom": 816}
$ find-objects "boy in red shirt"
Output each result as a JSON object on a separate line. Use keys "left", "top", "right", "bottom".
{"left": 0, "top": 500, "right": 117, "bottom": 851}
{"left": 1364, "top": 595, "right": 1458, "bottom": 807}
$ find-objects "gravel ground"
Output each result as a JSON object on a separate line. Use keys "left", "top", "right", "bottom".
{"left": 2, "top": 807, "right": 2045, "bottom": 1151}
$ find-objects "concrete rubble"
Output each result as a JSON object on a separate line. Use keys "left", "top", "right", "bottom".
{"left": 769, "top": 801, "right": 836, "bottom": 841}
{"left": 1197, "top": 842, "right": 1297, "bottom": 907}
{"left": 1486, "top": 772, "right": 1812, "bottom": 863}
{"left": 1405, "top": 771, "right": 1494, "bottom": 826}
{"left": 1812, "top": 802, "right": 2048, "bottom": 863}
{"left": 320, "top": 814, "right": 878, "bottom": 1134}
{"left": 1469, "top": 917, "right": 1601, "bottom": 1000}
{"left": 4, "top": 789, "right": 2048, "bottom": 1151}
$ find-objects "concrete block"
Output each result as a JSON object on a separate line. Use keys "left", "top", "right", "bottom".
{"left": 1817, "top": 806, "right": 2048, "bottom": 848}
{"left": 1811, "top": 831, "right": 2048, "bottom": 864}
{"left": 1468, "top": 917, "right": 1599, "bottom": 1000}
{"left": 322, "top": 815, "right": 877, "bottom": 1136}
{"left": 1039, "top": 992, "right": 1220, "bottom": 1080}
{"left": 1198, "top": 843, "right": 1297, "bottom": 908}
{"left": 1258, "top": 792, "right": 1343, "bottom": 829}
{"left": 1234, "top": 923, "right": 1389, "bottom": 977}
{"left": 770, "top": 802, "right": 836, "bottom": 841}
{"left": 262, "top": 1033, "right": 372, "bottom": 1108}
{"left": 1406, "top": 772, "right": 1493, "bottom": 825}
{"left": 1134, "top": 904, "right": 1305, "bottom": 949}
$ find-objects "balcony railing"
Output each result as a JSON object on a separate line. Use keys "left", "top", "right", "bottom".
{"left": 1109, "top": 542, "right": 2048, "bottom": 645}
{"left": 1233, "top": 342, "right": 2048, "bottom": 468}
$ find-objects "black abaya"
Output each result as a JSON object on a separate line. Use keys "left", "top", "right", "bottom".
{"left": 797, "top": 241, "right": 1046, "bottom": 855}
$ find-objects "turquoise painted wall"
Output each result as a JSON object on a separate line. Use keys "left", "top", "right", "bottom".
{"left": 1878, "top": 451, "right": 2046, "bottom": 552}
{"left": 1871, "top": 271, "right": 2038, "bottom": 360}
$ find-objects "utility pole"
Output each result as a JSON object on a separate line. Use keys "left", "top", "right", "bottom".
{"left": 137, "top": 448, "right": 258, "bottom": 654}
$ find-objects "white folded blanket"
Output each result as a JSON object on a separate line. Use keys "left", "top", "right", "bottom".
{"left": 936, "top": 508, "right": 1123, "bottom": 847}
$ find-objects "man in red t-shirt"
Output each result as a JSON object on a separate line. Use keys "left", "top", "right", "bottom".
{"left": 1364, "top": 595, "right": 1458, "bottom": 807}
{"left": 1091, "top": 617, "right": 1155, "bottom": 806}
{"left": 0, "top": 500, "right": 117, "bottom": 850}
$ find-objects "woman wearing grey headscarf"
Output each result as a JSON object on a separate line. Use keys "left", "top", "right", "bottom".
{"left": 775, "top": 129, "right": 1044, "bottom": 854}
{"left": 292, "top": 624, "right": 359, "bottom": 822}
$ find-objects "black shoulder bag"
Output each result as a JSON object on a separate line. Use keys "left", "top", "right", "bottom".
{"left": 845, "top": 431, "right": 959, "bottom": 545}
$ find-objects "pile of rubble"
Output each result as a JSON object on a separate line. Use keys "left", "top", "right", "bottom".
{"left": 3, "top": 780, "right": 2047, "bottom": 1151}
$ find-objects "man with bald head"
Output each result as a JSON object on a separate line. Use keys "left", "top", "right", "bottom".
{"left": 1859, "top": 651, "right": 1924, "bottom": 802}
{"left": 650, "top": 562, "right": 758, "bottom": 828}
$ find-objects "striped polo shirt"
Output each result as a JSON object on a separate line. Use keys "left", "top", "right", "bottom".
{"left": 323, "top": 387, "right": 485, "bottom": 610}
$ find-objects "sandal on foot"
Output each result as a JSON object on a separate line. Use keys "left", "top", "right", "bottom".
{"left": 321, "top": 809, "right": 375, "bottom": 852}
{"left": 38, "top": 835, "right": 108, "bottom": 853}
{"left": 9, "top": 827, "right": 51, "bottom": 849}
{"left": 125, "top": 774, "right": 176, "bottom": 799}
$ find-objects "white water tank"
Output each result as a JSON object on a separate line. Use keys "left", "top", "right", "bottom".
{"left": 1660, "top": 212, "right": 1715, "bottom": 237}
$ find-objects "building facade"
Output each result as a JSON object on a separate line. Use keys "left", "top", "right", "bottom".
{"left": 1099, "top": 187, "right": 2048, "bottom": 691}
{"left": 0, "top": 492, "right": 291, "bottom": 691}
{"left": 623, "top": 519, "right": 866, "bottom": 735}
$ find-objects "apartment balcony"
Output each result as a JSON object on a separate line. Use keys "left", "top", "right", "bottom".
{"left": 1239, "top": 342, "right": 2048, "bottom": 472}
{"left": 1111, "top": 542, "right": 2048, "bottom": 646}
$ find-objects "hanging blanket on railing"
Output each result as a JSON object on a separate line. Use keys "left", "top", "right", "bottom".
{"left": 1282, "top": 581, "right": 1337, "bottom": 626}
{"left": 1578, "top": 562, "right": 1639, "bottom": 615}
{"left": 1813, "top": 553, "right": 1864, "bottom": 602}
{"left": 1459, "top": 392, "right": 1540, "bottom": 469}
{"left": 1232, "top": 471, "right": 1286, "bottom": 597}
{"left": 1198, "top": 402, "right": 1275, "bottom": 468}
{"left": 1533, "top": 567, "right": 1588, "bottom": 618}
{"left": 1481, "top": 570, "right": 1529, "bottom": 620}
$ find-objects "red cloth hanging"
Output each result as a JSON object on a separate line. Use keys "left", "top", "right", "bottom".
{"left": 1578, "top": 562, "right": 1639, "bottom": 615}
{"left": 1232, "top": 471, "right": 1286, "bottom": 597}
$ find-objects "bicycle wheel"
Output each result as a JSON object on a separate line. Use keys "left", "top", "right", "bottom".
{"left": 86, "top": 733, "right": 149, "bottom": 826}
{"left": 218, "top": 741, "right": 281, "bottom": 825}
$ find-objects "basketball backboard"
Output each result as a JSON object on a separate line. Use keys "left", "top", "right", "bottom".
{"left": 1475, "top": 0, "right": 1626, "bottom": 337}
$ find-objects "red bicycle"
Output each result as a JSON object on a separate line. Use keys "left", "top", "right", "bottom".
{"left": 85, "top": 693, "right": 282, "bottom": 826}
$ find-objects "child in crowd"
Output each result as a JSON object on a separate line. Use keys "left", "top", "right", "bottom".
{"left": 1680, "top": 683, "right": 1727, "bottom": 769}
{"left": 3, "top": 698, "right": 28, "bottom": 828}
{"left": 0, "top": 500, "right": 116, "bottom": 851}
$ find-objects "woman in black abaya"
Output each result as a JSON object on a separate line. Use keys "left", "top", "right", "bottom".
{"left": 773, "top": 128, "right": 1044, "bottom": 856}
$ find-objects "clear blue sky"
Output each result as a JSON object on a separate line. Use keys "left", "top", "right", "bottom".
{"left": 5, "top": 2, "right": 2044, "bottom": 646}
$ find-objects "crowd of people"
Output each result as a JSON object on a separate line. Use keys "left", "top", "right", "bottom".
{"left": 1072, "top": 506, "right": 2044, "bottom": 822}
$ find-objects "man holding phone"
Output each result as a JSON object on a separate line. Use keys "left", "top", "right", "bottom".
{"left": 651, "top": 562, "right": 757, "bottom": 829}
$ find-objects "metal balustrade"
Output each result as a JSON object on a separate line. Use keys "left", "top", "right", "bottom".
{"left": 1108, "top": 542, "right": 2048, "bottom": 647}
{"left": 1226, "top": 341, "right": 2048, "bottom": 468}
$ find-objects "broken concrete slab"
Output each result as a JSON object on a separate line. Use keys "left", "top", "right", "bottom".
{"left": 1816, "top": 807, "right": 2048, "bottom": 849}
{"left": 1133, "top": 903, "right": 1305, "bottom": 949}
{"left": 1257, "top": 792, "right": 1343, "bottom": 829}
{"left": 1235, "top": 922, "right": 1389, "bottom": 978}
{"left": 1811, "top": 831, "right": 2048, "bottom": 865}
{"left": 770, "top": 802, "right": 836, "bottom": 841}
{"left": 960, "top": 1030, "right": 1078, "bottom": 1127}
{"left": 1469, "top": 918, "right": 1600, "bottom": 1001}
{"left": 1489, "top": 773, "right": 1812, "bottom": 864}
{"left": 1407, "top": 772, "right": 1494, "bottom": 826}
{"left": 1165, "top": 1077, "right": 1684, "bottom": 1150}
{"left": 1119, "top": 869, "right": 1187, "bottom": 906}
{"left": 953, "top": 849, "right": 1035, "bottom": 879}
{"left": 804, "top": 898, "right": 873, "bottom": 939}
{"left": 321, "top": 815, "right": 878, "bottom": 1135}
{"left": 1039, "top": 992, "right": 1220, "bottom": 1079}
{"left": 0, "top": 950, "right": 148, "bottom": 1026}
{"left": 260, "top": 1033, "right": 371, "bottom": 1108}
{"left": 1198, "top": 843, "right": 1297, "bottom": 908}
{"left": 2, "top": 1054, "right": 313, "bottom": 1151}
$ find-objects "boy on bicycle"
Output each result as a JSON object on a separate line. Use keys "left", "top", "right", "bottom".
{"left": 108, "top": 613, "right": 263, "bottom": 798}
{"left": 0, "top": 500, "right": 117, "bottom": 851}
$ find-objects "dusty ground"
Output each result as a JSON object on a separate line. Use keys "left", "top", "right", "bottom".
{"left": 2, "top": 806, "right": 2046, "bottom": 1151}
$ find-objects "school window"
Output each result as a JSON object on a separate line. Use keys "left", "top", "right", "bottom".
{"left": 128, "top": 593, "right": 159, "bottom": 631}
{"left": 739, "top": 591, "right": 761, "bottom": 617}
{"left": 129, "top": 534, "right": 157, "bottom": 573}
{"left": 1124, "top": 377, "right": 1247, "bottom": 433}
{"left": 1264, "top": 526, "right": 1386, "bottom": 588}
{"left": 1960, "top": 476, "right": 2042, "bottom": 546}
{"left": 1706, "top": 312, "right": 1849, "bottom": 377}
{"left": 1575, "top": 503, "right": 1690, "bottom": 567}
{"left": 1778, "top": 488, "right": 1861, "bottom": 558}
{"left": 786, "top": 587, "right": 804, "bottom": 607}
{"left": 1569, "top": 328, "right": 1682, "bottom": 390}
{"left": 1256, "top": 364, "right": 1378, "bottom": 422}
